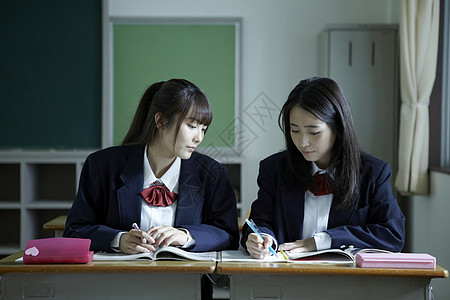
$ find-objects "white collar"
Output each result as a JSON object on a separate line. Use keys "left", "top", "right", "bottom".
{"left": 143, "top": 145, "right": 181, "bottom": 193}
{"left": 311, "top": 162, "right": 334, "bottom": 179}
{"left": 311, "top": 162, "right": 325, "bottom": 175}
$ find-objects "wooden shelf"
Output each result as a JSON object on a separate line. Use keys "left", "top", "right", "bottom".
{"left": 0, "top": 150, "right": 92, "bottom": 255}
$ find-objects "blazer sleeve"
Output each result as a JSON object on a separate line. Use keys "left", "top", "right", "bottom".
{"left": 63, "top": 153, "right": 123, "bottom": 251}
{"left": 326, "top": 160, "right": 405, "bottom": 252}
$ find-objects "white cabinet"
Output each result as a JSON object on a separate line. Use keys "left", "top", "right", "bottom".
{"left": 322, "top": 25, "right": 399, "bottom": 170}
{"left": 0, "top": 151, "right": 92, "bottom": 255}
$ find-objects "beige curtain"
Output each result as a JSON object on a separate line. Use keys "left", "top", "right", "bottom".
{"left": 395, "top": 0, "right": 440, "bottom": 194}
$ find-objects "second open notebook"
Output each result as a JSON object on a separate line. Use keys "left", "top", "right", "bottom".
{"left": 221, "top": 248, "right": 393, "bottom": 265}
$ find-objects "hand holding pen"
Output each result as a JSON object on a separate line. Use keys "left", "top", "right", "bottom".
{"left": 132, "top": 223, "right": 190, "bottom": 249}
{"left": 132, "top": 223, "right": 148, "bottom": 244}
{"left": 117, "top": 223, "right": 155, "bottom": 254}
{"left": 245, "top": 218, "right": 277, "bottom": 259}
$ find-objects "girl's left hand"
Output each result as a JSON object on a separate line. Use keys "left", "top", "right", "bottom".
{"left": 278, "top": 237, "right": 317, "bottom": 253}
{"left": 147, "top": 226, "right": 189, "bottom": 248}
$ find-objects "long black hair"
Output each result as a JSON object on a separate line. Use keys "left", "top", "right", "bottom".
{"left": 122, "top": 79, "right": 212, "bottom": 146}
{"left": 278, "top": 77, "right": 361, "bottom": 208}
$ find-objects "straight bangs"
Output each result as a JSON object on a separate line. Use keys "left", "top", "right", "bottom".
{"left": 172, "top": 88, "right": 213, "bottom": 141}
{"left": 189, "top": 94, "right": 213, "bottom": 127}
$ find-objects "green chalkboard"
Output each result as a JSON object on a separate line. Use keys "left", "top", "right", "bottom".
{"left": 112, "top": 23, "right": 236, "bottom": 148}
{"left": 0, "top": 0, "right": 101, "bottom": 149}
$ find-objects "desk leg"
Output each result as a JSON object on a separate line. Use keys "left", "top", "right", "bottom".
{"left": 1, "top": 273, "right": 202, "bottom": 300}
{"left": 229, "top": 274, "right": 431, "bottom": 300}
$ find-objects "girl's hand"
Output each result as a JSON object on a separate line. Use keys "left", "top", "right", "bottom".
{"left": 245, "top": 233, "right": 274, "bottom": 259}
{"left": 279, "top": 237, "right": 317, "bottom": 253}
{"left": 147, "top": 226, "right": 189, "bottom": 248}
{"left": 119, "top": 229, "right": 155, "bottom": 254}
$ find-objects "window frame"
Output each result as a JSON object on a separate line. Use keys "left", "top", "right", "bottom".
{"left": 430, "top": 0, "right": 450, "bottom": 173}
{"left": 441, "top": 0, "right": 450, "bottom": 169}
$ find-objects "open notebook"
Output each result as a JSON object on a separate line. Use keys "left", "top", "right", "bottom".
{"left": 93, "top": 246, "right": 219, "bottom": 262}
{"left": 222, "top": 248, "right": 391, "bottom": 265}
{"left": 221, "top": 248, "right": 362, "bottom": 265}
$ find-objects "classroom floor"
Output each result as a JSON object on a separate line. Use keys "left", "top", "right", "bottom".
{"left": 213, "top": 286, "right": 230, "bottom": 300}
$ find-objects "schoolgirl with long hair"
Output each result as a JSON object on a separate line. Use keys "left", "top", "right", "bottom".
{"left": 241, "top": 77, "right": 405, "bottom": 258}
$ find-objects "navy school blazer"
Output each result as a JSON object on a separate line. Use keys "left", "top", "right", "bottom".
{"left": 241, "top": 151, "right": 405, "bottom": 252}
{"left": 64, "top": 145, "right": 239, "bottom": 252}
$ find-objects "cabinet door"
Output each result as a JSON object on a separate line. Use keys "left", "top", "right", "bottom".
{"left": 327, "top": 28, "right": 398, "bottom": 169}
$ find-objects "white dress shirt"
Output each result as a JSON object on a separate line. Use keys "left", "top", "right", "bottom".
{"left": 140, "top": 148, "right": 180, "bottom": 230}
{"left": 302, "top": 163, "right": 333, "bottom": 250}
{"left": 111, "top": 146, "right": 194, "bottom": 249}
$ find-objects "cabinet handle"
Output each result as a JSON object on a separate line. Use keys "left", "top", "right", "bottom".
{"left": 372, "top": 41, "right": 376, "bottom": 66}
{"left": 348, "top": 42, "right": 352, "bottom": 66}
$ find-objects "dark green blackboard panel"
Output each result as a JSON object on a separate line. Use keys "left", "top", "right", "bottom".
{"left": 0, "top": 0, "right": 101, "bottom": 149}
{"left": 113, "top": 24, "right": 236, "bottom": 148}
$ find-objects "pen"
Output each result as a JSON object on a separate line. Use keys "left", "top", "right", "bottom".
{"left": 280, "top": 250, "right": 289, "bottom": 261}
{"left": 132, "top": 223, "right": 148, "bottom": 244}
{"left": 245, "top": 218, "right": 277, "bottom": 256}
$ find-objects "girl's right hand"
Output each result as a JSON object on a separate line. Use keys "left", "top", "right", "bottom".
{"left": 246, "top": 233, "right": 274, "bottom": 259}
{"left": 118, "top": 229, "right": 155, "bottom": 254}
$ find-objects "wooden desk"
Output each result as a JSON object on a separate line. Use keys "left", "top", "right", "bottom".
{"left": 217, "top": 261, "right": 448, "bottom": 300}
{"left": 42, "top": 215, "right": 67, "bottom": 237}
{"left": 0, "top": 252, "right": 215, "bottom": 300}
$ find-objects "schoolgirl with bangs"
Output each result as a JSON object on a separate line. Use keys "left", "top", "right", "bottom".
{"left": 65, "top": 79, "right": 239, "bottom": 256}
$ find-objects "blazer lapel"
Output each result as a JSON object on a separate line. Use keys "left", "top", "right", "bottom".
{"left": 280, "top": 183, "right": 304, "bottom": 241}
{"left": 117, "top": 146, "right": 145, "bottom": 228}
{"left": 175, "top": 158, "right": 203, "bottom": 225}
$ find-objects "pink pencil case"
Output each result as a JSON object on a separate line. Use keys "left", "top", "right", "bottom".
{"left": 355, "top": 252, "right": 436, "bottom": 269}
{"left": 23, "top": 237, "right": 94, "bottom": 264}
